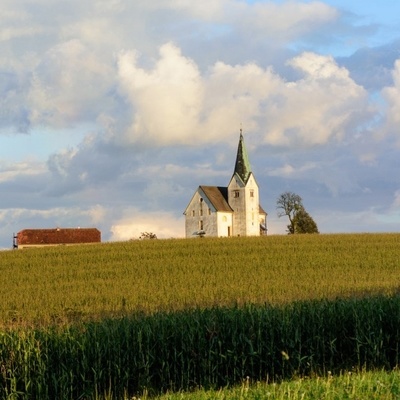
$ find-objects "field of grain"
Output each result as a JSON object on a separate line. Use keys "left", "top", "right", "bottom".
{"left": 1, "top": 233, "right": 399, "bottom": 327}
{"left": 1, "top": 233, "right": 400, "bottom": 399}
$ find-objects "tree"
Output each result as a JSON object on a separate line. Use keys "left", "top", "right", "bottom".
{"left": 139, "top": 232, "right": 157, "bottom": 240}
{"left": 292, "top": 207, "right": 319, "bottom": 234}
{"left": 276, "top": 191, "right": 303, "bottom": 234}
{"left": 276, "top": 191, "right": 319, "bottom": 234}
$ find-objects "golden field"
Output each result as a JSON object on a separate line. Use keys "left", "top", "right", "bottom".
{"left": 1, "top": 233, "right": 399, "bottom": 327}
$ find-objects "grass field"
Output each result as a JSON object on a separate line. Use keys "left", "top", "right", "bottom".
{"left": 145, "top": 369, "right": 400, "bottom": 400}
{"left": 1, "top": 233, "right": 399, "bottom": 328}
{"left": 1, "top": 233, "right": 400, "bottom": 399}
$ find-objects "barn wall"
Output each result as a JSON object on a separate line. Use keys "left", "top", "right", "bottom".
{"left": 16, "top": 228, "right": 101, "bottom": 249}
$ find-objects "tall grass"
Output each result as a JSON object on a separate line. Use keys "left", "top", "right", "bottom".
{"left": 1, "top": 295, "right": 400, "bottom": 399}
{"left": 1, "top": 233, "right": 400, "bottom": 398}
{"left": 1, "top": 233, "right": 399, "bottom": 327}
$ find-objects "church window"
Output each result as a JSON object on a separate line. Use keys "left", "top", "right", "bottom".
{"left": 250, "top": 190, "right": 254, "bottom": 197}
{"left": 234, "top": 190, "right": 240, "bottom": 198}
{"left": 192, "top": 210, "right": 195, "bottom": 217}
{"left": 208, "top": 208, "right": 211, "bottom": 215}
{"left": 199, "top": 209, "right": 203, "bottom": 216}
{"left": 199, "top": 221, "right": 204, "bottom": 230}
{"left": 222, "top": 216, "right": 227, "bottom": 222}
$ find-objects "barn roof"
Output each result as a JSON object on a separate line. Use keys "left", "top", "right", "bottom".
{"left": 199, "top": 186, "right": 233, "bottom": 212}
{"left": 17, "top": 228, "right": 101, "bottom": 245}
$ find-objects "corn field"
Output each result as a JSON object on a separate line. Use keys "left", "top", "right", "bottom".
{"left": 1, "top": 295, "right": 400, "bottom": 398}
{"left": 1, "top": 233, "right": 400, "bottom": 398}
{"left": 1, "top": 233, "right": 399, "bottom": 327}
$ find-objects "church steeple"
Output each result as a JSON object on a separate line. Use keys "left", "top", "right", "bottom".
{"left": 233, "top": 128, "right": 252, "bottom": 183}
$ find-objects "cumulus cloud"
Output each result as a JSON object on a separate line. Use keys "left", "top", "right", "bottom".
{"left": 110, "top": 209, "right": 185, "bottom": 240}
{"left": 117, "top": 43, "right": 204, "bottom": 146}
{"left": 264, "top": 52, "right": 368, "bottom": 146}
{"left": 114, "top": 45, "right": 369, "bottom": 149}
{"left": 28, "top": 39, "right": 114, "bottom": 128}
{"left": 0, "top": 0, "right": 354, "bottom": 140}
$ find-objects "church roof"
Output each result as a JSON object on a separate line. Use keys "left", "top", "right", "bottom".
{"left": 233, "top": 131, "right": 252, "bottom": 183}
{"left": 259, "top": 204, "right": 267, "bottom": 216}
{"left": 199, "top": 186, "right": 233, "bottom": 212}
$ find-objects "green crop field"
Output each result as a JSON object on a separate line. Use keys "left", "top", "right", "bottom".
{"left": 1, "top": 233, "right": 399, "bottom": 328}
{"left": 1, "top": 233, "right": 400, "bottom": 399}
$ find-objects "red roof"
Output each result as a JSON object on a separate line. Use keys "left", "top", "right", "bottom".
{"left": 17, "top": 228, "right": 101, "bottom": 246}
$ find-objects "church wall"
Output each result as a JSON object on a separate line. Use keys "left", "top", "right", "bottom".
{"left": 216, "top": 212, "right": 233, "bottom": 237}
{"left": 228, "top": 173, "right": 260, "bottom": 236}
{"left": 244, "top": 175, "right": 261, "bottom": 236}
{"left": 227, "top": 175, "right": 246, "bottom": 236}
{"left": 184, "top": 190, "right": 219, "bottom": 238}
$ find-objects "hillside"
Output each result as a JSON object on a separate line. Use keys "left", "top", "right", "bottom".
{"left": 1, "top": 233, "right": 399, "bottom": 328}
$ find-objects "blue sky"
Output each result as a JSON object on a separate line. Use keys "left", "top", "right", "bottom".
{"left": 1, "top": 0, "right": 400, "bottom": 248}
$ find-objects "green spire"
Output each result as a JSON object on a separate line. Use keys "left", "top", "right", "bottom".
{"left": 234, "top": 128, "right": 251, "bottom": 183}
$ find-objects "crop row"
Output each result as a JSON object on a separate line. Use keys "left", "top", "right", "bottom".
{"left": 1, "top": 233, "right": 399, "bottom": 327}
{"left": 1, "top": 295, "right": 400, "bottom": 399}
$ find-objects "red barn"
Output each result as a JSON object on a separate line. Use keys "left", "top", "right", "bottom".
{"left": 15, "top": 228, "right": 101, "bottom": 249}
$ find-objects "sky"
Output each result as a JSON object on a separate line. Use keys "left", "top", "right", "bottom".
{"left": 1, "top": 0, "right": 400, "bottom": 248}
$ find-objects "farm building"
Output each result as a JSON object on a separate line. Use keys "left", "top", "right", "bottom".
{"left": 184, "top": 130, "right": 267, "bottom": 238}
{"left": 14, "top": 228, "right": 101, "bottom": 249}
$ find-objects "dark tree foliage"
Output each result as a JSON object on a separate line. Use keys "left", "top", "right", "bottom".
{"left": 276, "top": 191, "right": 319, "bottom": 234}
{"left": 292, "top": 207, "right": 319, "bottom": 234}
{"left": 139, "top": 232, "right": 157, "bottom": 239}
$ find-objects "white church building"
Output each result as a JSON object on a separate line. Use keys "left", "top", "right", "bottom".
{"left": 184, "top": 131, "right": 267, "bottom": 238}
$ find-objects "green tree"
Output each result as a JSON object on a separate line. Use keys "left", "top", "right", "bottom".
{"left": 292, "top": 206, "right": 319, "bottom": 234}
{"left": 276, "top": 191, "right": 319, "bottom": 234}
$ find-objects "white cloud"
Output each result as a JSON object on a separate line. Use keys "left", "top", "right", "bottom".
{"left": 117, "top": 43, "right": 204, "bottom": 146}
{"left": 158, "top": 0, "right": 230, "bottom": 20}
{"left": 264, "top": 52, "right": 368, "bottom": 146}
{"left": 28, "top": 39, "right": 114, "bottom": 128}
{"left": 238, "top": 1, "right": 338, "bottom": 42}
{"left": 268, "top": 162, "right": 317, "bottom": 178}
{"left": 381, "top": 59, "right": 400, "bottom": 139}
{"left": 0, "top": 160, "right": 46, "bottom": 183}
{"left": 0, "top": 4, "right": 44, "bottom": 42}
{"left": 115, "top": 46, "right": 368, "bottom": 149}
{"left": 110, "top": 209, "right": 184, "bottom": 240}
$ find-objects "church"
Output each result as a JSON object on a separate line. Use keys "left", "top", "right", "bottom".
{"left": 184, "top": 130, "right": 267, "bottom": 238}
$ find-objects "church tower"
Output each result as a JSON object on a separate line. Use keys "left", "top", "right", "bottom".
{"left": 227, "top": 129, "right": 261, "bottom": 236}
{"left": 184, "top": 128, "right": 266, "bottom": 238}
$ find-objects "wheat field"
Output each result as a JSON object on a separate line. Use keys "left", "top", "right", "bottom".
{"left": 1, "top": 233, "right": 400, "bottom": 399}
{"left": 1, "top": 233, "right": 399, "bottom": 328}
